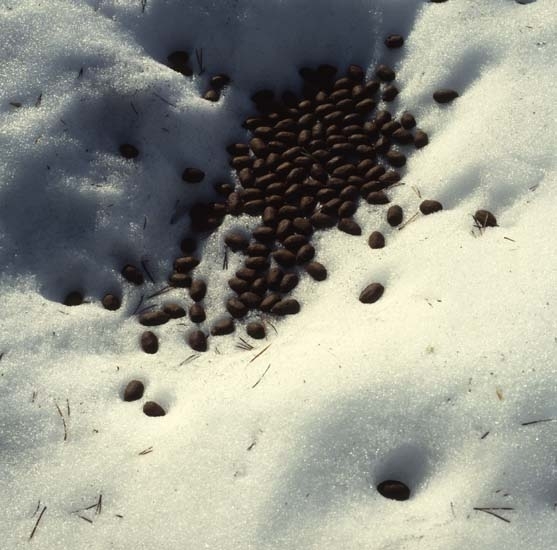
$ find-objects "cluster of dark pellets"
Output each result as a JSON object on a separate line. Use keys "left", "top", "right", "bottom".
{"left": 222, "top": 60, "right": 430, "bottom": 318}
{"left": 64, "top": 41, "right": 498, "bottom": 359}
{"left": 122, "top": 379, "right": 166, "bottom": 416}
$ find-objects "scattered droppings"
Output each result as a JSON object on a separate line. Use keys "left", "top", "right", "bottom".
{"left": 182, "top": 167, "right": 205, "bottom": 183}
{"left": 474, "top": 209, "right": 498, "bottom": 227}
{"left": 305, "top": 262, "right": 327, "bottom": 281}
{"left": 143, "top": 401, "right": 166, "bottom": 417}
{"left": 139, "top": 310, "right": 170, "bottom": 327}
{"left": 384, "top": 34, "right": 404, "bottom": 48}
{"left": 122, "top": 264, "right": 144, "bottom": 285}
{"left": 119, "top": 144, "right": 139, "bottom": 159}
{"left": 167, "top": 51, "right": 193, "bottom": 76}
{"left": 123, "top": 380, "right": 144, "bottom": 402}
{"left": 271, "top": 298, "right": 300, "bottom": 315}
{"left": 189, "top": 303, "right": 206, "bottom": 323}
{"left": 368, "top": 231, "right": 385, "bottom": 249}
{"left": 163, "top": 303, "right": 186, "bottom": 319}
{"left": 419, "top": 199, "right": 443, "bottom": 215}
{"left": 246, "top": 321, "right": 266, "bottom": 339}
{"left": 102, "top": 293, "right": 121, "bottom": 311}
{"left": 188, "top": 330, "right": 208, "bottom": 352}
{"left": 140, "top": 331, "right": 159, "bottom": 354}
{"left": 189, "top": 279, "right": 207, "bottom": 302}
{"left": 211, "top": 317, "right": 235, "bottom": 336}
{"left": 433, "top": 88, "right": 459, "bottom": 104}
{"left": 359, "top": 282, "right": 385, "bottom": 304}
{"left": 413, "top": 129, "right": 429, "bottom": 148}
{"left": 387, "top": 205, "right": 403, "bottom": 227}
{"left": 63, "top": 291, "right": 83, "bottom": 306}
{"left": 377, "top": 480, "right": 411, "bottom": 501}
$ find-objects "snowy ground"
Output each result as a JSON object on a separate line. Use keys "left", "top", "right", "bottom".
{"left": 1, "top": 0, "right": 556, "bottom": 548}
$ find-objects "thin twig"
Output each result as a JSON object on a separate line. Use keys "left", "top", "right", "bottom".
{"left": 130, "top": 101, "right": 138, "bottom": 115}
{"left": 521, "top": 418, "right": 554, "bottom": 426}
{"left": 143, "top": 215, "right": 147, "bottom": 230}
{"left": 66, "top": 398, "right": 70, "bottom": 417}
{"left": 132, "top": 295, "right": 145, "bottom": 315}
{"left": 236, "top": 338, "right": 254, "bottom": 351}
{"left": 35, "top": 93, "right": 42, "bottom": 107}
{"left": 77, "top": 67, "right": 83, "bottom": 79}
{"left": 141, "top": 259, "right": 155, "bottom": 283}
{"left": 180, "top": 354, "right": 200, "bottom": 366}
{"left": 480, "top": 431, "right": 490, "bottom": 440}
{"left": 252, "top": 364, "right": 271, "bottom": 389}
{"left": 31, "top": 391, "right": 37, "bottom": 403}
{"left": 78, "top": 515, "right": 93, "bottom": 524}
{"left": 398, "top": 211, "right": 419, "bottom": 231}
{"left": 137, "top": 304, "right": 156, "bottom": 315}
{"left": 223, "top": 247, "right": 229, "bottom": 270}
{"left": 473, "top": 508, "right": 511, "bottom": 523}
{"left": 54, "top": 401, "right": 68, "bottom": 442}
{"left": 153, "top": 92, "right": 177, "bottom": 108}
{"left": 95, "top": 494, "right": 102, "bottom": 515}
{"left": 248, "top": 344, "right": 272, "bottom": 364}
{"left": 503, "top": 236, "right": 516, "bottom": 242}
{"left": 139, "top": 446, "right": 153, "bottom": 456}
{"left": 32, "top": 500, "right": 41, "bottom": 517}
{"left": 29, "top": 506, "right": 47, "bottom": 540}
{"left": 146, "top": 286, "right": 173, "bottom": 300}
{"left": 195, "top": 48, "right": 205, "bottom": 75}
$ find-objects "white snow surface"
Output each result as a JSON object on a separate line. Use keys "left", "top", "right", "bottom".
{"left": 1, "top": 0, "right": 556, "bottom": 548}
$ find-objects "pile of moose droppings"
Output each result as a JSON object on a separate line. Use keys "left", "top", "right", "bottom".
{"left": 60, "top": 33, "right": 500, "bottom": 420}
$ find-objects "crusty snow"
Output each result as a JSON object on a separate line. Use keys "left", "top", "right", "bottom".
{"left": 0, "top": 0, "right": 556, "bottom": 548}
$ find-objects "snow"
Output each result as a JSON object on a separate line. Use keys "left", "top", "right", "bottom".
{"left": 0, "top": 0, "right": 556, "bottom": 548}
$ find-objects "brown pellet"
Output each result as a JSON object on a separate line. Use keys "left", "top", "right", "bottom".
{"left": 143, "top": 401, "right": 166, "bottom": 417}
{"left": 377, "top": 480, "right": 410, "bottom": 501}
{"left": 167, "top": 51, "right": 192, "bottom": 76}
{"left": 384, "top": 34, "right": 404, "bottom": 48}
{"left": 246, "top": 322, "right": 266, "bottom": 340}
{"left": 124, "top": 380, "right": 145, "bottom": 401}
{"left": 376, "top": 64, "right": 395, "bottom": 82}
{"left": 188, "top": 330, "right": 208, "bottom": 352}
{"left": 260, "top": 293, "right": 282, "bottom": 312}
{"left": 296, "top": 243, "right": 315, "bottom": 264}
{"left": 382, "top": 85, "right": 399, "bottom": 102}
{"left": 387, "top": 205, "right": 404, "bottom": 227}
{"left": 366, "top": 191, "right": 390, "bottom": 205}
{"left": 252, "top": 226, "right": 276, "bottom": 243}
{"left": 211, "top": 317, "right": 235, "bottom": 336}
{"left": 122, "top": 264, "right": 144, "bottom": 285}
{"left": 279, "top": 272, "right": 299, "bottom": 293}
{"left": 271, "top": 298, "right": 300, "bottom": 315}
{"left": 64, "top": 291, "right": 83, "bottom": 306}
{"left": 433, "top": 89, "right": 459, "bottom": 103}
{"left": 163, "top": 303, "right": 186, "bottom": 319}
{"left": 174, "top": 256, "right": 200, "bottom": 273}
{"left": 119, "top": 144, "right": 139, "bottom": 159}
{"left": 310, "top": 212, "right": 336, "bottom": 229}
{"left": 139, "top": 310, "right": 170, "bottom": 327}
{"left": 420, "top": 199, "right": 443, "bottom": 215}
{"left": 368, "top": 231, "right": 385, "bottom": 249}
{"left": 189, "top": 303, "right": 206, "bottom": 323}
{"left": 239, "top": 292, "right": 262, "bottom": 309}
{"left": 386, "top": 150, "right": 406, "bottom": 167}
{"left": 204, "top": 88, "right": 224, "bottom": 104}
{"left": 140, "top": 331, "right": 158, "bottom": 354}
{"left": 102, "top": 293, "right": 121, "bottom": 311}
{"left": 225, "top": 232, "right": 249, "bottom": 252}
{"left": 414, "top": 129, "right": 429, "bottom": 148}
{"left": 169, "top": 273, "right": 192, "bottom": 288}
{"left": 474, "top": 209, "right": 498, "bottom": 227}
{"left": 359, "top": 282, "right": 384, "bottom": 304}
{"left": 306, "top": 262, "right": 327, "bottom": 281}
{"left": 229, "top": 277, "right": 250, "bottom": 294}
{"left": 182, "top": 167, "right": 205, "bottom": 183}
{"left": 400, "top": 112, "right": 416, "bottom": 129}
{"left": 245, "top": 256, "right": 269, "bottom": 271}
{"left": 392, "top": 128, "right": 414, "bottom": 145}
{"left": 273, "top": 249, "right": 297, "bottom": 268}
{"left": 189, "top": 279, "right": 207, "bottom": 302}
{"left": 226, "top": 297, "right": 248, "bottom": 318}
{"left": 338, "top": 218, "right": 362, "bottom": 235}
